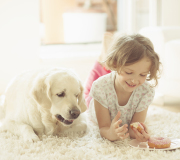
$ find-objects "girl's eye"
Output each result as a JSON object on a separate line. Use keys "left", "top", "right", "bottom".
{"left": 140, "top": 74, "right": 146, "bottom": 77}
{"left": 125, "top": 72, "right": 132, "bottom": 74}
{"left": 56, "top": 92, "right": 65, "bottom": 97}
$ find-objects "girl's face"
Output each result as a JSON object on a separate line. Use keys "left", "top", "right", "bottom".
{"left": 115, "top": 57, "right": 151, "bottom": 93}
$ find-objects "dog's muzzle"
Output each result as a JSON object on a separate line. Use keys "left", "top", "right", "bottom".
{"left": 55, "top": 114, "right": 74, "bottom": 125}
{"left": 55, "top": 109, "right": 80, "bottom": 125}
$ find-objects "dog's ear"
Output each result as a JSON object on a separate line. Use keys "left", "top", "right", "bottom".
{"left": 78, "top": 81, "right": 87, "bottom": 113}
{"left": 30, "top": 73, "right": 51, "bottom": 107}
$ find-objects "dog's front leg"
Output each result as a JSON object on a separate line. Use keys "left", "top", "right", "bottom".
{"left": 64, "top": 113, "right": 87, "bottom": 133}
{"left": 0, "top": 120, "right": 40, "bottom": 142}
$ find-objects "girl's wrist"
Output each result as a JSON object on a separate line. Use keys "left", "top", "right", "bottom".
{"left": 99, "top": 127, "right": 117, "bottom": 141}
{"left": 108, "top": 127, "right": 119, "bottom": 141}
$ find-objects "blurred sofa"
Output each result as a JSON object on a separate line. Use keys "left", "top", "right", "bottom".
{"left": 139, "top": 26, "right": 180, "bottom": 105}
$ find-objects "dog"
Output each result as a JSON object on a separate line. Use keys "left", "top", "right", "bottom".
{"left": 0, "top": 67, "right": 87, "bottom": 142}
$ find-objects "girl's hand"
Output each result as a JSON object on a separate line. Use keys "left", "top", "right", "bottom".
{"left": 132, "top": 122, "right": 150, "bottom": 142}
{"left": 110, "top": 111, "right": 129, "bottom": 140}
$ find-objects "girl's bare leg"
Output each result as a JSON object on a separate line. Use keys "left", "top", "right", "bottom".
{"left": 98, "top": 32, "right": 113, "bottom": 64}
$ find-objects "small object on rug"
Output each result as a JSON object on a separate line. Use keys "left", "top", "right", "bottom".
{"left": 129, "top": 138, "right": 180, "bottom": 151}
{"left": 148, "top": 137, "right": 171, "bottom": 149}
{"left": 130, "top": 122, "right": 144, "bottom": 133}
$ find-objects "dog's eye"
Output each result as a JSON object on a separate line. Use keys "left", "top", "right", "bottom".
{"left": 56, "top": 92, "right": 65, "bottom": 97}
{"left": 75, "top": 94, "right": 79, "bottom": 98}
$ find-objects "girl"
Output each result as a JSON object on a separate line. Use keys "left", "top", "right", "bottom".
{"left": 84, "top": 33, "right": 161, "bottom": 142}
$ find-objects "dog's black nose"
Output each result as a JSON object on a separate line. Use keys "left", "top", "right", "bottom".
{"left": 69, "top": 109, "right": 80, "bottom": 119}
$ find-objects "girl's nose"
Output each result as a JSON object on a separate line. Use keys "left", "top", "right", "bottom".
{"left": 131, "top": 78, "right": 138, "bottom": 84}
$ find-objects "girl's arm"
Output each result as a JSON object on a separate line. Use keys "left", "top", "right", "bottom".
{"left": 129, "top": 107, "right": 150, "bottom": 142}
{"left": 94, "top": 99, "right": 129, "bottom": 141}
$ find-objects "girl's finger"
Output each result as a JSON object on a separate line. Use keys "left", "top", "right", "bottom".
{"left": 133, "top": 128, "right": 142, "bottom": 137}
{"left": 134, "top": 129, "right": 150, "bottom": 142}
{"left": 116, "top": 127, "right": 128, "bottom": 135}
{"left": 141, "top": 130, "right": 150, "bottom": 140}
{"left": 116, "top": 124, "right": 128, "bottom": 133}
{"left": 140, "top": 123, "right": 149, "bottom": 134}
{"left": 114, "top": 119, "right": 122, "bottom": 128}
{"left": 118, "top": 133, "right": 129, "bottom": 140}
{"left": 112, "top": 111, "right": 121, "bottom": 124}
{"left": 131, "top": 125, "right": 149, "bottom": 142}
{"left": 133, "top": 130, "right": 144, "bottom": 142}
{"left": 115, "top": 126, "right": 123, "bottom": 133}
{"left": 133, "top": 128, "right": 147, "bottom": 142}
{"left": 139, "top": 136, "right": 148, "bottom": 142}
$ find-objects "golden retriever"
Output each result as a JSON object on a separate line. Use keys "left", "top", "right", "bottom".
{"left": 0, "top": 68, "right": 87, "bottom": 142}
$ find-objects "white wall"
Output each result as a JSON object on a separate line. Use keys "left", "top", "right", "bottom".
{"left": 117, "top": 0, "right": 180, "bottom": 33}
{"left": 0, "top": 0, "right": 99, "bottom": 95}
{"left": 117, "top": 0, "right": 136, "bottom": 34}
{"left": 0, "top": 0, "right": 40, "bottom": 94}
{"left": 1, "top": 0, "right": 180, "bottom": 97}
{"left": 161, "top": 0, "right": 180, "bottom": 26}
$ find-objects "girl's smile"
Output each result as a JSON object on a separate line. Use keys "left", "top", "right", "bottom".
{"left": 125, "top": 81, "right": 136, "bottom": 88}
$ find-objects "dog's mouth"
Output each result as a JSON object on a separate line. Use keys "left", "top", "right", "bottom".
{"left": 55, "top": 114, "right": 74, "bottom": 125}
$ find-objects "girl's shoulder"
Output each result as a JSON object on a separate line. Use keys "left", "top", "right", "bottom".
{"left": 93, "top": 71, "right": 115, "bottom": 87}
{"left": 136, "top": 81, "right": 155, "bottom": 94}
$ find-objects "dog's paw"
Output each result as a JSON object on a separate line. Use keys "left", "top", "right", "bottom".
{"left": 78, "top": 123, "right": 87, "bottom": 133}
{"left": 23, "top": 134, "right": 40, "bottom": 142}
{"left": 65, "top": 122, "right": 87, "bottom": 133}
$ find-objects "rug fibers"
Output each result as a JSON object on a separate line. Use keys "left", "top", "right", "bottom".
{"left": 0, "top": 105, "right": 180, "bottom": 160}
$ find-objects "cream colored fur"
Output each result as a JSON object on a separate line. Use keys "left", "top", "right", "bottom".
{"left": 0, "top": 68, "right": 87, "bottom": 142}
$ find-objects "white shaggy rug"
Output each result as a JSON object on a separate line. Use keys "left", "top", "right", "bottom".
{"left": 0, "top": 105, "right": 180, "bottom": 160}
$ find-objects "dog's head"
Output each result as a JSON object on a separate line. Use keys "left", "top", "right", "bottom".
{"left": 31, "top": 68, "right": 87, "bottom": 126}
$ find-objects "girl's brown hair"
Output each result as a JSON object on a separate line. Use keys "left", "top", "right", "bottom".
{"left": 104, "top": 33, "right": 161, "bottom": 87}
